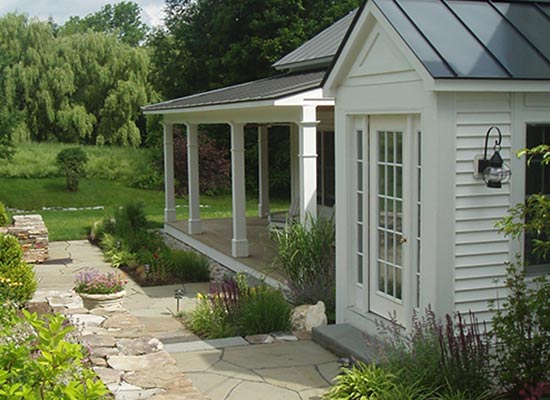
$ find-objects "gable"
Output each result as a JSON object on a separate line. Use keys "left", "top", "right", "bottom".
{"left": 324, "top": 2, "right": 431, "bottom": 95}
{"left": 348, "top": 26, "right": 414, "bottom": 79}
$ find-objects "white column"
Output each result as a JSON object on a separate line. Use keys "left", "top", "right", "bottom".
{"left": 185, "top": 123, "right": 202, "bottom": 234}
{"left": 229, "top": 122, "right": 249, "bottom": 257}
{"left": 290, "top": 124, "right": 299, "bottom": 203}
{"left": 299, "top": 105, "right": 319, "bottom": 224}
{"left": 258, "top": 124, "right": 270, "bottom": 218}
{"left": 163, "top": 122, "right": 176, "bottom": 223}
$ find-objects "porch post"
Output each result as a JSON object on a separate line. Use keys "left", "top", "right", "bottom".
{"left": 229, "top": 122, "right": 249, "bottom": 257}
{"left": 163, "top": 122, "right": 176, "bottom": 223}
{"left": 258, "top": 124, "right": 270, "bottom": 218}
{"left": 185, "top": 123, "right": 202, "bottom": 234}
{"left": 290, "top": 123, "right": 299, "bottom": 204}
{"left": 299, "top": 105, "right": 318, "bottom": 224}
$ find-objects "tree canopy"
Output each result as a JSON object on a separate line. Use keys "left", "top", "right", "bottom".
{"left": 0, "top": 13, "right": 158, "bottom": 148}
{"left": 150, "top": 0, "right": 361, "bottom": 99}
{"left": 0, "top": 0, "right": 361, "bottom": 156}
{"left": 60, "top": 1, "right": 149, "bottom": 46}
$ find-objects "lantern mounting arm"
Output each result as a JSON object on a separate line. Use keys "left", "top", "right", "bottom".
{"left": 483, "top": 126, "right": 502, "bottom": 157}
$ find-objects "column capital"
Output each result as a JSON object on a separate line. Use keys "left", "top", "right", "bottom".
{"left": 228, "top": 121, "right": 246, "bottom": 130}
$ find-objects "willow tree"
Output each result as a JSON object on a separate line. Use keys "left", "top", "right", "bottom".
{"left": 0, "top": 13, "right": 158, "bottom": 147}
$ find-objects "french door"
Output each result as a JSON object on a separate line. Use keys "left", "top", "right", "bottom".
{"left": 369, "top": 115, "right": 409, "bottom": 321}
{"left": 352, "top": 115, "right": 419, "bottom": 325}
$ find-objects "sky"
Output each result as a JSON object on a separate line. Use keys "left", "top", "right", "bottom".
{"left": 0, "top": 0, "right": 166, "bottom": 27}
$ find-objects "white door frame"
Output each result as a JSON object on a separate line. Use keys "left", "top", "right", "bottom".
{"left": 349, "top": 114, "right": 420, "bottom": 326}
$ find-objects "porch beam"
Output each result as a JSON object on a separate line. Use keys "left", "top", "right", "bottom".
{"left": 185, "top": 123, "right": 202, "bottom": 234}
{"left": 258, "top": 124, "right": 270, "bottom": 218}
{"left": 229, "top": 122, "right": 249, "bottom": 257}
{"left": 299, "top": 105, "right": 319, "bottom": 224}
{"left": 163, "top": 122, "right": 176, "bottom": 223}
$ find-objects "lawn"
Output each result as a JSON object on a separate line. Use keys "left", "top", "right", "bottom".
{"left": 0, "top": 178, "right": 289, "bottom": 241}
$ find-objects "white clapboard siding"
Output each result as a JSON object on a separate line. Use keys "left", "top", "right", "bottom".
{"left": 453, "top": 93, "right": 512, "bottom": 323}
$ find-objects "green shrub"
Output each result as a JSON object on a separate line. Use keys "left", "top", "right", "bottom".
{"left": 0, "top": 234, "right": 37, "bottom": 304}
{"left": 0, "top": 310, "right": 108, "bottom": 399}
{"left": 112, "top": 202, "right": 149, "bottom": 248}
{"left": 168, "top": 249, "right": 210, "bottom": 282}
{"left": 56, "top": 147, "right": 88, "bottom": 191}
{"left": 377, "top": 308, "right": 492, "bottom": 397}
{"left": 188, "top": 274, "right": 292, "bottom": 338}
{"left": 100, "top": 233, "right": 136, "bottom": 268}
{"left": 236, "top": 284, "right": 292, "bottom": 336}
{"left": 0, "top": 202, "right": 9, "bottom": 226}
{"left": 490, "top": 262, "right": 550, "bottom": 393}
{"left": 273, "top": 215, "right": 335, "bottom": 314}
{"left": 324, "top": 362, "right": 398, "bottom": 400}
{"left": 188, "top": 293, "right": 237, "bottom": 339}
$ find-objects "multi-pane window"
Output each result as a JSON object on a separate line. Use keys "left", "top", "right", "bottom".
{"left": 376, "top": 130, "right": 403, "bottom": 300}
{"left": 525, "top": 124, "right": 550, "bottom": 269}
{"left": 356, "top": 129, "right": 364, "bottom": 285}
{"left": 415, "top": 130, "right": 422, "bottom": 308}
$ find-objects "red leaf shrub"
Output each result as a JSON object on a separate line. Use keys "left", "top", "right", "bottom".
{"left": 173, "top": 129, "right": 231, "bottom": 195}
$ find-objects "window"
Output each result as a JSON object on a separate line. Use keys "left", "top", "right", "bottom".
{"left": 525, "top": 124, "right": 550, "bottom": 270}
{"left": 317, "top": 130, "right": 335, "bottom": 207}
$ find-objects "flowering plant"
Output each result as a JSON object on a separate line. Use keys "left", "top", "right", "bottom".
{"left": 74, "top": 269, "right": 127, "bottom": 295}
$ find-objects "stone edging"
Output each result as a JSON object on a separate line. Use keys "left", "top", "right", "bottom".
{"left": 45, "top": 292, "right": 209, "bottom": 400}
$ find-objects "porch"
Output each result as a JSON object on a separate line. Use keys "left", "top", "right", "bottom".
{"left": 165, "top": 217, "right": 285, "bottom": 288}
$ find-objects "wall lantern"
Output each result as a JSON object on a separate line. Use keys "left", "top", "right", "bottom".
{"left": 474, "top": 126, "right": 511, "bottom": 189}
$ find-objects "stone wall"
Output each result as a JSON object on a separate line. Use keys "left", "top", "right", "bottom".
{"left": 0, "top": 215, "right": 49, "bottom": 263}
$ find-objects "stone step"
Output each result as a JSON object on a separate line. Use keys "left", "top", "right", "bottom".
{"left": 312, "top": 323, "right": 381, "bottom": 364}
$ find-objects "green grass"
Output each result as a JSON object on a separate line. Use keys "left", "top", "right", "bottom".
{"left": 0, "top": 142, "right": 153, "bottom": 183}
{"left": 0, "top": 178, "right": 289, "bottom": 241}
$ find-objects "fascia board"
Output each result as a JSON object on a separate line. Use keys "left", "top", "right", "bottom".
{"left": 433, "top": 79, "right": 550, "bottom": 92}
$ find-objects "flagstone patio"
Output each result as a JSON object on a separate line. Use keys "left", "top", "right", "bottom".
{"left": 31, "top": 240, "right": 340, "bottom": 400}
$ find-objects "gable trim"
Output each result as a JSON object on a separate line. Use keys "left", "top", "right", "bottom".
{"left": 323, "top": 1, "right": 434, "bottom": 96}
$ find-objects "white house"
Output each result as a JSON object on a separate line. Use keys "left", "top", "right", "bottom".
{"left": 144, "top": 0, "right": 550, "bottom": 336}
{"left": 324, "top": 0, "right": 550, "bottom": 332}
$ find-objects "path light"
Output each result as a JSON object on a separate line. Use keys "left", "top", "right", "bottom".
{"left": 174, "top": 288, "right": 185, "bottom": 313}
{"left": 144, "top": 264, "right": 151, "bottom": 280}
{"left": 474, "top": 126, "right": 511, "bottom": 189}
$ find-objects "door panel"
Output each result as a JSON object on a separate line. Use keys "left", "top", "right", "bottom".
{"left": 369, "top": 116, "right": 409, "bottom": 322}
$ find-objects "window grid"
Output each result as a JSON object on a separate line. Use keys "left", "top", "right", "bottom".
{"left": 415, "top": 130, "right": 422, "bottom": 309}
{"left": 377, "top": 130, "right": 403, "bottom": 300}
{"left": 356, "top": 129, "right": 364, "bottom": 285}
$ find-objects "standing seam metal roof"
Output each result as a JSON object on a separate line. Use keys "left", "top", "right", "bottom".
{"left": 273, "top": 10, "right": 357, "bottom": 70}
{"left": 142, "top": 70, "right": 325, "bottom": 112}
{"left": 371, "top": 0, "right": 550, "bottom": 79}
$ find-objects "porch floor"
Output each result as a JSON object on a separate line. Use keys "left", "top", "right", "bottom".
{"left": 166, "top": 217, "right": 285, "bottom": 285}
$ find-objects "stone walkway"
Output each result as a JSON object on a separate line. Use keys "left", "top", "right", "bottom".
{"left": 32, "top": 240, "right": 340, "bottom": 400}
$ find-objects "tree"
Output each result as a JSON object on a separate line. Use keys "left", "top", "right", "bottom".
{"left": 0, "top": 13, "right": 158, "bottom": 147}
{"left": 150, "top": 0, "right": 361, "bottom": 99}
{"left": 61, "top": 1, "right": 149, "bottom": 46}
{"left": 56, "top": 147, "right": 88, "bottom": 191}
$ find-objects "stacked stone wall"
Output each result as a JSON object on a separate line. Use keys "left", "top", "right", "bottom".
{"left": 0, "top": 215, "right": 49, "bottom": 263}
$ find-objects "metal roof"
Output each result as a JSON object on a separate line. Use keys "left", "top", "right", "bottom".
{"left": 273, "top": 10, "right": 357, "bottom": 71}
{"left": 372, "top": 0, "right": 550, "bottom": 79}
{"left": 142, "top": 70, "right": 325, "bottom": 112}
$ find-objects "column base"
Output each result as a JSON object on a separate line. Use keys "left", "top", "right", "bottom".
{"left": 231, "top": 239, "right": 249, "bottom": 258}
{"left": 164, "top": 208, "right": 177, "bottom": 223}
{"left": 188, "top": 219, "right": 202, "bottom": 235}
